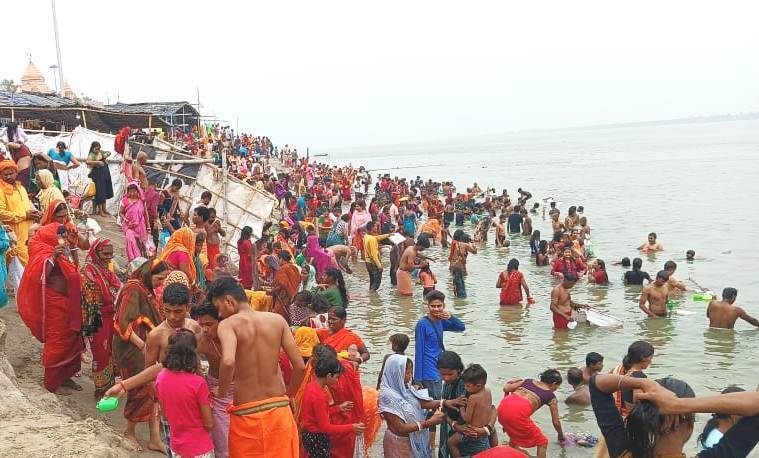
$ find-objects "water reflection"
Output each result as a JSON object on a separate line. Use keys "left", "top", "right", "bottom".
{"left": 636, "top": 317, "right": 676, "bottom": 349}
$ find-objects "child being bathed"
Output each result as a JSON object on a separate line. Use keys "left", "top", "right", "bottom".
{"left": 448, "top": 364, "right": 493, "bottom": 457}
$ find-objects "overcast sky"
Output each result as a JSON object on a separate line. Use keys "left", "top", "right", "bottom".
{"left": 5, "top": 1, "right": 759, "bottom": 149}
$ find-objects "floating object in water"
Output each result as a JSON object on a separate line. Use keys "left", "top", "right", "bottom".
{"left": 567, "top": 320, "right": 578, "bottom": 330}
{"left": 693, "top": 292, "right": 714, "bottom": 302}
{"left": 96, "top": 396, "right": 119, "bottom": 412}
{"left": 675, "top": 309, "right": 695, "bottom": 316}
{"left": 666, "top": 300, "right": 676, "bottom": 311}
{"left": 562, "top": 432, "right": 599, "bottom": 447}
{"left": 581, "top": 308, "right": 623, "bottom": 327}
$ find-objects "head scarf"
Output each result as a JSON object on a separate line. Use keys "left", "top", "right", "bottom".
{"left": 84, "top": 239, "right": 122, "bottom": 310}
{"left": 36, "top": 169, "right": 65, "bottom": 215}
{"left": 379, "top": 354, "right": 432, "bottom": 458}
{"left": 0, "top": 160, "right": 18, "bottom": 194}
{"left": 40, "top": 199, "right": 69, "bottom": 226}
{"left": 121, "top": 181, "right": 145, "bottom": 206}
{"left": 158, "top": 227, "right": 196, "bottom": 282}
{"left": 294, "top": 327, "right": 319, "bottom": 358}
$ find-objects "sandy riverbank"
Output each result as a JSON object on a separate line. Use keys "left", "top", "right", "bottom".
{"left": 0, "top": 215, "right": 162, "bottom": 458}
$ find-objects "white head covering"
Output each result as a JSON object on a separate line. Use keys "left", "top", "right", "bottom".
{"left": 378, "top": 354, "right": 432, "bottom": 458}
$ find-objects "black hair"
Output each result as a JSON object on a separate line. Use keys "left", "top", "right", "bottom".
{"left": 564, "top": 272, "right": 578, "bottom": 282}
{"left": 194, "top": 206, "right": 211, "bottom": 222}
{"left": 314, "top": 353, "right": 343, "bottom": 378}
{"left": 88, "top": 141, "right": 101, "bottom": 155}
{"left": 596, "top": 259, "right": 606, "bottom": 271}
{"left": 686, "top": 249, "right": 695, "bottom": 256}
{"left": 390, "top": 333, "right": 410, "bottom": 353}
{"left": 462, "top": 364, "right": 487, "bottom": 385}
{"left": 568, "top": 205, "right": 576, "bottom": 215}
{"left": 664, "top": 260, "right": 677, "bottom": 271}
{"left": 539, "top": 368, "right": 562, "bottom": 385}
{"left": 201, "top": 190, "right": 212, "bottom": 200}
{"left": 722, "top": 287, "right": 737, "bottom": 301}
{"left": 425, "top": 289, "right": 445, "bottom": 303}
{"left": 507, "top": 258, "right": 519, "bottom": 272}
{"left": 191, "top": 301, "right": 220, "bottom": 321}
{"left": 626, "top": 377, "right": 695, "bottom": 458}
{"left": 331, "top": 305, "right": 347, "bottom": 321}
{"left": 340, "top": 213, "right": 350, "bottom": 222}
{"left": 162, "top": 329, "right": 198, "bottom": 373}
{"left": 697, "top": 386, "right": 745, "bottom": 448}
{"left": 538, "top": 240, "right": 548, "bottom": 254}
{"left": 416, "top": 233, "right": 431, "bottom": 249}
{"left": 278, "top": 251, "right": 292, "bottom": 262}
{"left": 530, "top": 230, "right": 541, "bottom": 245}
{"left": 240, "top": 226, "right": 253, "bottom": 241}
{"left": 632, "top": 257, "right": 643, "bottom": 270}
{"left": 586, "top": 352, "right": 604, "bottom": 367}
{"left": 623, "top": 340, "right": 654, "bottom": 371}
{"left": 56, "top": 141, "right": 66, "bottom": 151}
{"left": 648, "top": 232, "right": 657, "bottom": 238}
{"left": 143, "top": 260, "right": 168, "bottom": 292}
{"left": 621, "top": 257, "right": 631, "bottom": 267}
{"left": 310, "top": 294, "right": 332, "bottom": 314}
{"left": 311, "top": 343, "right": 338, "bottom": 364}
{"left": 567, "top": 367, "right": 583, "bottom": 387}
{"left": 365, "top": 220, "right": 376, "bottom": 232}
{"left": 437, "top": 350, "right": 464, "bottom": 372}
{"left": 163, "top": 283, "right": 190, "bottom": 306}
{"left": 324, "top": 267, "right": 349, "bottom": 305}
{"left": 656, "top": 270, "right": 670, "bottom": 281}
{"left": 206, "top": 276, "right": 248, "bottom": 303}
{"left": 171, "top": 178, "right": 183, "bottom": 188}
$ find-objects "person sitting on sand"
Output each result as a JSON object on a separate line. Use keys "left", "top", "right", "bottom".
{"left": 707, "top": 287, "right": 759, "bottom": 329}
{"left": 638, "top": 232, "right": 663, "bottom": 252}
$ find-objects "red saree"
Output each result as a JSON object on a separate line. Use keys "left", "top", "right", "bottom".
{"left": 17, "top": 223, "right": 84, "bottom": 392}
{"left": 499, "top": 270, "right": 524, "bottom": 305}
{"left": 271, "top": 263, "right": 301, "bottom": 324}
{"left": 317, "top": 327, "right": 365, "bottom": 353}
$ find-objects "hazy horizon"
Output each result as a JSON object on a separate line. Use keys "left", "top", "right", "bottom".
{"left": 6, "top": 1, "right": 759, "bottom": 150}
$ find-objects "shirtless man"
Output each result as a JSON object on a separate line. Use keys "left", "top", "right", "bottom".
{"left": 551, "top": 212, "right": 565, "bottom": 237}
{"left": 550, "top": 273, "right": 586, "bottom": 330}
{"left": 145, "top": 282, "right": 201, "bottom": 360}
{"left": 131, "top": 151, "right": 149, "bottom": 189}
{"left": 521, "top": 208, "right": 532, "bottom": 236}
{"left": 494, "top": 214, "right": 508, "bottom": 247}
{"left": 638, "top": 232, "right": 663, "bottom": 252}
{"left": 663, "top": 260, "right": 687, "bottom": 293}
{"left": 207, "top": 276, "right": 306, "bottom": 458}
{"left": 327, "top": 244, "right": 356, "bottom": 273}
{"left": 399, "top": 233, "right": 431, "bottom": 272}
{"left": 639, "top": 270, "right": 670, "bottom": 318}
{"left": 707, "top": 287, "right": 759, "bottom": 329}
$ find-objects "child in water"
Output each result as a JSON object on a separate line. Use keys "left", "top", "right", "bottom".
{"left": 447, "top": 364, "right": 493, "bottom": 457}
{"left": 376, "top": 333, "right": 410, "bottom": 389}
{"left": 419, "top": 263, "right": 437, "bottom": 296}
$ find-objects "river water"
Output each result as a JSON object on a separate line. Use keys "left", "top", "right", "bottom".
{"left": 326, "top": 119, "right": 759, "bottom": 457}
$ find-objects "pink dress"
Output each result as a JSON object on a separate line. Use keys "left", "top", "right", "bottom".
{"left": 121, "top": 182, "right": 149, "bottom": 262}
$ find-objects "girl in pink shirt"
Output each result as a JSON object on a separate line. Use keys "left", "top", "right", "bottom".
{"left": 155, "top": 329, "right": 214, "bottom": 458}
{"left": 419, "top": 264, "right": 437, "bottom": 297}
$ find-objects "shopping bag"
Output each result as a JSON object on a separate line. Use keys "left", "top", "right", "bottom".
{"left": 8, "top": 256, "right": 24, "bottom": 291}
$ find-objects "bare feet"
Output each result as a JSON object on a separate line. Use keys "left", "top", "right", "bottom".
{"left": 147, "top": 440, "right": 167, "bottom": 455}
{"left": 55, "top": 386, "right": 73, "bottom": 396}
{"left": 123, "top": 431, "right": 144, "bottom": 452}
{"left": 62, "top": 379, "right": 84, "bottom": 391}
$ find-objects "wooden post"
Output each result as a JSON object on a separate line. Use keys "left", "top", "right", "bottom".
{"left": 10, "top": 108, "right": 14, "bottom": 122}
{"left": 221, "top": 149, "right": 231, "bottom": 255}
{"left": 81, "top": 110, "right": 87, "bottom": 128}
{"left": 148, "top": 115, "right": 152, "bottom": 129}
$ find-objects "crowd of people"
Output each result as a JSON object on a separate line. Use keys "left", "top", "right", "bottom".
{"left": 2, "top": 121, "right": 759, "bottom": 458}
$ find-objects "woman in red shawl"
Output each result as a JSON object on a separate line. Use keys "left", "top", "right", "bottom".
{"left": 17, "top": 222, "right": 84, "bottom": 394}
{"left": 80, "top": 239, "right": 122, "bottom": 396}
{"left": 39, "top": 199, "right": 90, "bottom": 264}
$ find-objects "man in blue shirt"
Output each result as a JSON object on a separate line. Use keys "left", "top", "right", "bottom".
{"left": 414, "top": 290, "right": 465, "bottom": 439}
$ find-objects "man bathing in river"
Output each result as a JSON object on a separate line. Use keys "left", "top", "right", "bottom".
{"left": 639, "top": 270, "right": 670, "bottom": 318}
{"left": 208, "top": 276, "right": 306, "bottom": 457}
{"left": 550, "top": 273, "right": 587, "bottom": 330}
{"left": 707, "top": 287, "right": 759, "bottom": 329}
{"left": 638, "top": 232, "right": 663, "bottom": 252}
{"left": 663, "top": 260, "right": 688, "bottom": 293}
